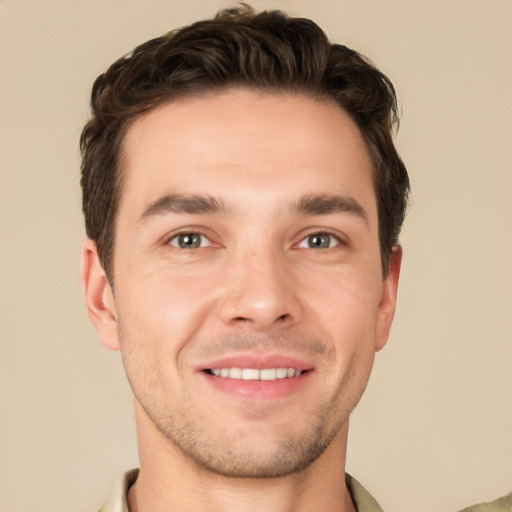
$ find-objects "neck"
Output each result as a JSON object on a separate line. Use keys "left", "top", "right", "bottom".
{"left": 128, "top": 406, "right": 356, "bottom": 512}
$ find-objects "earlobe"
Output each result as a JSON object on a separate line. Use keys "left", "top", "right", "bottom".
{"left": 80, "top": 239, "right": 121, "bottom": 351}
{"left": 375, "top": 245, "right": 402, "bottom": 352}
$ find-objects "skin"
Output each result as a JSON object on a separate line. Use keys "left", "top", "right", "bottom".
{"left": 82, "top": 89, "right": 401, "bottom": 512}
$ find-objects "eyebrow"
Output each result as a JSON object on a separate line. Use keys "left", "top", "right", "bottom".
{"left": 138, "top": 192, "right": 368, "bottom": 224}
{"left": 139, "top": 194, "right": 231, "bottom": 223}
{"left": 292, "top": 194, "right": 368, "bottom": 224}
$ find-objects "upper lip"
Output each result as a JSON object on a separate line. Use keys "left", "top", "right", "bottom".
{"left": 197, "top": 353, "right": 314, "bottom": 372}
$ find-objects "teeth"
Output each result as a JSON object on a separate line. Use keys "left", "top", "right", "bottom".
{"left": 242, "top": 368, "right": 259, "bottom": 380}
{"left": 209, "top": 367, "right": 302, "bottom": 381}
{"left": 276, "top": 368, "right": 288, "bottom": 379}
{"left": 229, "top": 368, "right": 242, "bottom": 379}
{"left": 260, "top": 368, "right": 277, "bottom": 381}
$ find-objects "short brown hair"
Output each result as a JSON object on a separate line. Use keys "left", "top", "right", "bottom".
{"left": 80, "top": 4, "right": 410, "bottom": 281}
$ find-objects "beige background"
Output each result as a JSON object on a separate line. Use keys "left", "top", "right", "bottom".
{"left": 1, "top": 1, "right": 511, "bottom": 511}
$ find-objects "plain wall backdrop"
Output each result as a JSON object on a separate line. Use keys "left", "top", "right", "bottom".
{"left": 1, "top": 1, "right": 511, "bottom": 511}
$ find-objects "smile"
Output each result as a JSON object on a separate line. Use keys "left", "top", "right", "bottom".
{"left": 207, "top": 368, "right": 302, "bottom": 380}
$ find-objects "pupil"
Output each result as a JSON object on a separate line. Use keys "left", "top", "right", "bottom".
{"left": 309, "top": 234, "right": 328, "bottom": 248}
{"left": 179, "top": 234, "right": 200, "bottom": 248}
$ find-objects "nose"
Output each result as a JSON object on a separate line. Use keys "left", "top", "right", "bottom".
{"left": 219, "top": 248, "right": 303, "bottom": 331}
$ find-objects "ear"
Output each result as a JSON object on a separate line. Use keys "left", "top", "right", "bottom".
{"left": 80, "top": 239, "right": 120, "bottom": 351}
{"left": 375, "top": 245, "right": 402, "bottom": 352}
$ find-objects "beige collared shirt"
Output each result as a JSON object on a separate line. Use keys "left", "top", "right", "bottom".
{"left": 97, "top": 468, "right": 512, "bottom": 512}
{"left": 97, "top": 469, "right": 384, "bottom": 512}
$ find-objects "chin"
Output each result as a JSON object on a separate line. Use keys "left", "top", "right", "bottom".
{"left": 152, "top": 406, "right": 346, "bottom": 479}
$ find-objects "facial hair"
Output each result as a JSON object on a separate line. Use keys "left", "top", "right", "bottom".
{"left": 120, "top": 329, "right": 371, "bottom": 479}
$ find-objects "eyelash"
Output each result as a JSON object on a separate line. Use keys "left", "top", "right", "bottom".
{"left": 166, "top": 230, "right": 213, "bottom": 249}
{"left": 297, "top": 230, "right": 344, "bottom": 250}
{"left": 164, "top": 229, "right": 345, "bottom": 250}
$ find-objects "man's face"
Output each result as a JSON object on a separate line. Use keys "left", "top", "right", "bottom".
{"left": 83, "top": 89, "right": 400, "bottom": 478}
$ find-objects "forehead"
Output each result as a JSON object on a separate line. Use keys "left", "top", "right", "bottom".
{"left": 119, "top": 89, "right": 375, "bottom": 221}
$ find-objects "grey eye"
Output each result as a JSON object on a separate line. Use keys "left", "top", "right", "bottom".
{"left": 308, "top": 234, "right": 331, "bottom": 248}
{"left": 169, "top": 233, "right": 207, "bottom": 249}
{"left": 298, "top": 233, "right": 340, "bottom": 249}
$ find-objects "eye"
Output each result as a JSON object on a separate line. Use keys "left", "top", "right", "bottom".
{"left": 298, "top": 233, "right": 341, "bottom": 249}
{"left": 168, "top": 232, "right": 211, "bottom": 249}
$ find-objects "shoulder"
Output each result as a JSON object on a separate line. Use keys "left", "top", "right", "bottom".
{"left": 457, "top": 492, "right": 512, "bottom": 512}
{"left": 97, "top": 468, "right": 139, "bottom": 512}
{"left": 345, "top": 473, "right": 385, "bottom": 512}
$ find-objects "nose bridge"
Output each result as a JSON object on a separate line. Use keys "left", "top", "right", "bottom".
{"left": 219, "top": 240, "right": 301, "bottom": 329}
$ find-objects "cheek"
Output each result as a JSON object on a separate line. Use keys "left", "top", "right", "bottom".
{"left": 114, "top": 264, "right": 221, "bottom": 355}
{"left": 114, "top": 275, "right": 191, "bottom": 405}
{"left": 306, "top": 267, "right": 382, "bottom": 334}
{"left": 302, "top": 267, "right": 383, "bottom": 380}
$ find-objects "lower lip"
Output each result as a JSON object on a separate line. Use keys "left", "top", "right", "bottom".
{"left": 200, "top": 371, "right": 312, "bottom": 400}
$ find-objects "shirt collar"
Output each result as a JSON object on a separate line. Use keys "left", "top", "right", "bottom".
{"left": 98, "top": 469, "right": 384, "bottom": 512}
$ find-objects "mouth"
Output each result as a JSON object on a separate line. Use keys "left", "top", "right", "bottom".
{"left": 199, "top": 356, "right": 313, "bottom": 400}
{"left": 205, "top": 367, "right": 304, "bottom": 380}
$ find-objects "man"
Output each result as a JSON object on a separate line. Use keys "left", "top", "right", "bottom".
{"left": 79, "top": 5, "right": 510, "bottom": 512}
